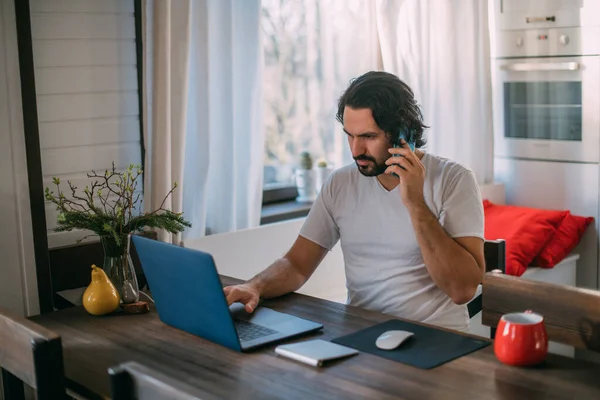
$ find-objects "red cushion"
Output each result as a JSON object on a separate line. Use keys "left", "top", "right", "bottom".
{"left": 483, "top": 200, "right": 568, "bottom": 276}
{"left": 532, "top": 214, "right": 594, "bottom": 268}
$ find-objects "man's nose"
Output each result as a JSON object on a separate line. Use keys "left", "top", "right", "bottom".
{"left": 350, "top": 138, "right": 365, "bottom": 157}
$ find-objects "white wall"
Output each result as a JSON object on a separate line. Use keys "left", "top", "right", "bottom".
{"left": 0, "top": 0, "right": 39, "bottom": 316}
{"left": 29, "top": 0, "right": 142, "bottom": 249}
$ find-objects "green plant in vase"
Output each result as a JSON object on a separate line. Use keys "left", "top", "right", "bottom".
{"left": 45, "top": 163, "right": 191, "bottom": 304}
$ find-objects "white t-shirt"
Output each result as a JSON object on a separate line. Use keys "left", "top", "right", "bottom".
{"left": 299, "top": 152, "right": 484, "bottom": 332}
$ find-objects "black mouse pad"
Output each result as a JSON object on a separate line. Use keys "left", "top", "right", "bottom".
{"left": 331, "top": 319, "right": 490, "bottom": 369}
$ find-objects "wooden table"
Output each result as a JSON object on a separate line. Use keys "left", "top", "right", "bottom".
{"left": 31, "top": 276, "right": 600, "bottom": 400}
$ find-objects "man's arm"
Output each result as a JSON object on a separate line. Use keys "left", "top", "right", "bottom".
{"left": 245, "top": 235, "right": 329, "bottom": 298}
{"left": 385, "top": 142, "right": 485, "bottom": 305}
{"left": 223, "top": 236, "right": 329, "bottom": 312}
{"left": 408, "top": 204, "right": 484, "bottom": 304}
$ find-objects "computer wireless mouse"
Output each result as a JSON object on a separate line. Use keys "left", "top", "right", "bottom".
{"left": 375, "top": 330, "right": 414, "bottom": 350}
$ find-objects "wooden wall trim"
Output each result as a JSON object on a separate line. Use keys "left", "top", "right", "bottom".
{"left": 13, "top": 0, "right": 53, "bottom": 313}
{"left": 134, "top": 0, "right": 145, "bottom": 171}
{"left": 482, "top": 272, "right": 600, "bottom": 352}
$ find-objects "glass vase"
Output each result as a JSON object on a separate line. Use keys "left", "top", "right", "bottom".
{"left": 101, "top": 235, "right": 140, "bottom": 304}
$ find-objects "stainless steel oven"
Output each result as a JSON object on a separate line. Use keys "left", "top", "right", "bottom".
{"left": 491, "top": 0, "right": 600, "bottom": 291}
{"left": 492, "top": 25, "right": 600, "bottom": 163}
{"left": 492, "top": 0, "right": 595, "bottom": 32}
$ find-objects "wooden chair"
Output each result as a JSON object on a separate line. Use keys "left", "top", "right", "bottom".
{"left": 109, "top": 361, "right": 208, "bottom": 400}
{"left": 482, "top": 271, "right": 600, "bottom": 353}
{"left": 0, "top": 307, "right": 66, "bottom": 400}
{"left": 467, "top": 239, "right": 506, "bottom": 319}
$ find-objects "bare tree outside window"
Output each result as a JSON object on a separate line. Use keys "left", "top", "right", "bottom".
{"left": 262, "top": 0, "right": 380, "bottom": 186}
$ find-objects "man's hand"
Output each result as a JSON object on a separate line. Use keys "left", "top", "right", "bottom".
{"left": 223, "top": 283, "right": 260, "bottom": 313}
{"left": 221, "top": 236, "right": 328, "bottom": 313}
{"left": 384, "top": 140, "right": 426, "bottom": 209}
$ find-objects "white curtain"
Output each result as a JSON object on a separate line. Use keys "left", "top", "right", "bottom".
{"left": 375, "top": 0, "right": 494, "bottom": 184}
{"left": 142, "top": 0, "right": 190, "bottom": 244}
{"left": 142, "top": 0, "right": 264, "bottom": 242}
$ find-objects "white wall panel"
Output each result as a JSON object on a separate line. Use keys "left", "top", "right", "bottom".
{"left": 30, "top": 0, "right": 142, "bottom": 249}
{"left": 42, "top": 143, "right": 142, "bottom": 176}
{"left": 39, "top": 117, "right": 140, "bottom": 149}
{"left": 30, "top": 0, "right": 134, "bottom": 14}
{"left": 31, "top": 14, "right": 135, "bottom": 40}
{"left": 32, "top": 40, "right": 136, "bottom": 67}
{"left": 35, "top": 66, "right": 138, "bottom": 94}
{"left": 37, "top": 92, "right": 139, "bottom": 122}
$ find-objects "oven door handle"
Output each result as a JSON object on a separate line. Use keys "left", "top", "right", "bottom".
{"left": 500, "top": 62, "right": 581, "bottom": 72}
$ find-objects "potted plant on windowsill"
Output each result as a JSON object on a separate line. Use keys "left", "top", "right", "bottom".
{"left": 45, "top": 163, "right": 191, "bottom": 305}
{"left": 295, "top": 151, "right": 316, "bottom": 202}
{"left": 315, "top": 159, "right": 333, "bottom": 194}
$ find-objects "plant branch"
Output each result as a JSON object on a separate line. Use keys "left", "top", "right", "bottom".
{"left": 45, "top": 163, "right": 191, "bottom": 247}
{"left": 146, "top": 184, "right": 178, "bottom": 217}
{"left": 75, "top": 233, "right": 99, "bottom": 243}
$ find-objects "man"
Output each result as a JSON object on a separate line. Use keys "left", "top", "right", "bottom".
{"left": 224, "top": 71, "right": 485, "bottom": 332}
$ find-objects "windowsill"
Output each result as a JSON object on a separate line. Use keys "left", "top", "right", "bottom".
{"left": 260, "top": 200, "right": 313, "bottom": 225}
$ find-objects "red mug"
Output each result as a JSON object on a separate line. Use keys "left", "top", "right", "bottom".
{"left": 494, "top": 310, "right": 548, "bottom": 366}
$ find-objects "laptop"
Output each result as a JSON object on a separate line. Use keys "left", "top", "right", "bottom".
{"left": 131, "top": 235, "right": 323, "bottom": 352}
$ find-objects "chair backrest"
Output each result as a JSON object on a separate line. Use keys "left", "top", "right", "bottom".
{"left": 482, "top": 271, "right": 600, "bottom": 352}
{"left": 484, "top": 239, "right": 506, "bottom": 273}
{"left": 109, "top": 361, "right": 208, "bottom": 400}
{"left": 0, "top": 307, "right": 65, "bottom": 400}
{"left": 467, "top": 239, "right": 506, "bottom": 319}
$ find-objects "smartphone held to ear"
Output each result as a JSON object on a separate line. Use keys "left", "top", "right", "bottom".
{"left": 390, "top": 130, "right": 415, "bottom": 178}
{"left": 394, "top": 129, "right": 415, "bottom": 152}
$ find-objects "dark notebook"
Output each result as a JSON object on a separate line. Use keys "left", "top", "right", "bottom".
{"left": 331, "top": 319, "right": 490, "bottom": 369}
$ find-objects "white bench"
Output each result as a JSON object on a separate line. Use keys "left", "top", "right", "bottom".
{"left": 183, "top": 218, "right": 347, "bottom": 303}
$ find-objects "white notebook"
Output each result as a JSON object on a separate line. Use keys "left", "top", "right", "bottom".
{"left": 275, "top": 339, "right": 359, "bottom": 367}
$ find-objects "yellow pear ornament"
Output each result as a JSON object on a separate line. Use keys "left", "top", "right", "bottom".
{"left": 82, "top": 265, "right": 120, "bottom": 315}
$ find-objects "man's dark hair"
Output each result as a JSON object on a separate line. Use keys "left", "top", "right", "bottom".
{"left": 336, "top": 71, "right": 428, "bottom": 148}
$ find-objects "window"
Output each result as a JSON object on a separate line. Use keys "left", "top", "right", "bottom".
{"left": 261, "top": 0, "right": 380, "bottom": 188}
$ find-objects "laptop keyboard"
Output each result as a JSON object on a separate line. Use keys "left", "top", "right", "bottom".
{"left": 235, "top": 319, "right": 278, "bottom": 342}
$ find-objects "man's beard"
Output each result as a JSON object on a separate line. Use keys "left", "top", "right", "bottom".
{"left": 354, "top": 155, "right": 388, "bottom": 177}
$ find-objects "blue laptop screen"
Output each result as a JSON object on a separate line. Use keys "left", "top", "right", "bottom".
{"left": 132, "top": 235, "right": 242, "bottom": 352}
